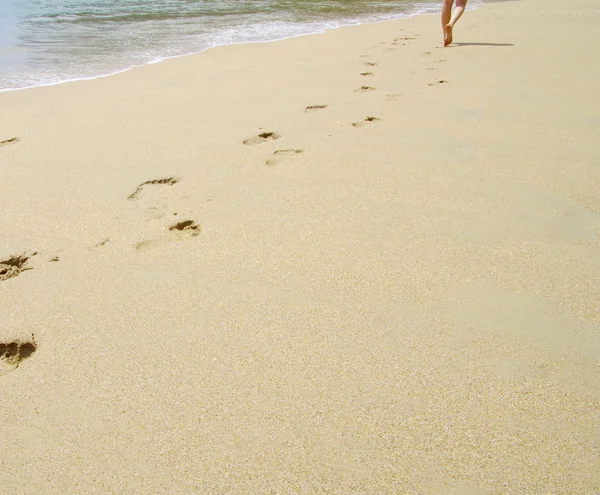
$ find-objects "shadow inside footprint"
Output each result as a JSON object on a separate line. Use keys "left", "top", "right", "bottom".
{"left": 0, "top": 336, "right": 37, "bottom": 369}
{"left": 266, "top": 149, "right": 304, "bottom": 166}
{"left": 0, "top": 253, "right": 34, "bottom": 282}
{"left": 352, "top": 116, "right": 380, "bottom": 127}
{"left": 354, "top": 86, "right": 376, "bottom": 93}
{"left": 243, "top": 132, "right": 281, "bottom": 145}
{"left": 305, "top": 105, "right": 328, "bottom": 112}
{"left": 169, "top": 220, "right": 200, "bottom": 236}
{"left": 0, "top": 137, "right": 19, "bottom": 147}
{"left": 128, "top": 177, "right": 180, "bottom": 200}
{"left": 428, "top": 79, "right": 449, "bottom": 86}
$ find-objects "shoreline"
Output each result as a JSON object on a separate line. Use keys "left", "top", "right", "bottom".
{"left": 1, "top": 0, "right": 599, "bottom": 492}
{"left": 0, "top": 2, "right": 481, "bottom": 94}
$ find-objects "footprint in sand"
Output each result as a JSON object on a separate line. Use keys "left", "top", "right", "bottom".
{"left": 0, "top": 137, "right": 19, "bottom": 147}
{"left": 0, "top": 252, "right": 35, "bottom": 282}
{"left": 135, "top": 219, "right": 200, "bottom": 251}
{"left": 428, "top": 79, "right": 449, "bottom": 86}
{"left": 354, "top": 86, "right": 376, "bottom": 93}
{"left": 305, "top": 105, "right": 328, "bottom": 113}
{"left": 266, "top": 149, "right": 304, "bottom": 166}
{"left": 168, "top": 219, "right": 200, "bottom": 236}
{"left": 363, "top": 61, "right": 378, "bottom": 67}
{"left": 93, "top": 238, "right": 110, "bottom": 248}
{"left": 360, "top": 72, "right": 374, "bottom": 77}
{"left": 0, "top": 335, "right": 37, "bottom": 375}
{"left": 352, "top": 116, "right": 380, "bottom": 128}
{"left": 128, "top": 177, "right": 180, "bottom": 200}
{"left": 243, "top": 132, "right": 281, "bottom": 145}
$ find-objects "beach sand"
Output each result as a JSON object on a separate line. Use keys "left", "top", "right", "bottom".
{"left": 1, "top": 0, "right": 599, "bottom": 492}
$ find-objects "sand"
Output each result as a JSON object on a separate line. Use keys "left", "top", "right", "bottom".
{"left": 1, "top": 0, "right": 599, "bottom": 492}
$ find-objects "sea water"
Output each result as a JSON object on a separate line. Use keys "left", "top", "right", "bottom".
{"left": 0, "top": 0, "right": 467, "bottom": 92}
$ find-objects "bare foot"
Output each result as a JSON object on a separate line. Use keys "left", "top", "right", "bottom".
{"left": 443, "top": 24, "right": 453, "bottom": 46}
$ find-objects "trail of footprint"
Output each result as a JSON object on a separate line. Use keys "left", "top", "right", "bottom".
{"left": 266, "top": 149, "right": 304, "bottom": 166}
{"left": 352, "top": 116, "right": 380, "bottom": 128}
{"left": 354, "top": 86, "right": 376, "bottom": 93}
{"left": 305, "top": 105, "right": 328, "bottom": 113}
{"left": 0, "top": 137, "right": 19, "bottom": 147}
{"left": 428, "top": 79, "right": 449, "bottom": 86}
{"left": 243, "top": 132, "right": 281, "bottom": 145}
{"left": 0, "top": 253, "right": 35, "bottom": 282}
{"left": 0, "top": 335, "right": 37, "bottom": 375}
{"left": 128, "top": 177, "right": 180, "bottom": 200}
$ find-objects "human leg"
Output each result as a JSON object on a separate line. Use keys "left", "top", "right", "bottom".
{"left": 442, "top": 0, "right": 454, "bottom": 46}
{"left": 449, "top": 0, "right": 467, "bottom": 28}
{"left": 442, "top": 0, "right": 467, "bottom": 46}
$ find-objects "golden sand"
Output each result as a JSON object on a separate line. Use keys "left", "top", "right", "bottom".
{"left": 1, "top": 0, "right": 599, "bottom": 492}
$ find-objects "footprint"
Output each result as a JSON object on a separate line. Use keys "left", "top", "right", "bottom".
{"left": 0, "top": 335, "right": 37, "bottom": 374}
{"left": 128, "top": 177, "right": 180, "bottom": 200}
{"left": 423, "top": 51, "right": 432, "bottom": 55}
{"left": 354, "top": 86, "right": 376, "bottom": 93}
{"left": 305, "top": 105, "right": 328, "bottom": 113}
{"left": 266, "top": 149, "right": 304, "bottom": 166}
{"left": 93, "top": 238, "right": 110, "bottom": 248}
{"left": 243, "top": 132, "right": 281, "bottom": 145}
{"left": 425, "top": 67, "right": 438, "bottom": 71}
{"left": 169, "top": 220, "right": 200, "bottom": 237}
{"left": 0, "top": 253, "right": 35, "bottom": 282}
{"left": 386, "top": 93, "right": 403, "bottom": 102}
{"left": 428, "top": 79, "right": 449, "bottom": 86}
{"left": 360, "top": 72, "right": 374, "bottom": 77}
{"left": 352, "top": 116, "right": 380, "bottom": 128}
{"left": 0, "top": 137, "right": 19, "bottom": 147}
{"left": 363, "top": 61, "right": 378, "bottom": 67}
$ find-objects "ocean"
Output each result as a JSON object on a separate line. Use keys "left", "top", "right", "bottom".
{"left": 0, "top": 0, "right": 469, "bottom": 92}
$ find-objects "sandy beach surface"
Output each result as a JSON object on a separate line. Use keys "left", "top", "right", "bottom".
{"left": 1, "top": 0, "right": 599, "bottom": 492}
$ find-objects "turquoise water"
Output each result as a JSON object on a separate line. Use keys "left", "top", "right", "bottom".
{"left": 0, "top": 0, "right": 454, "bottom": 92}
